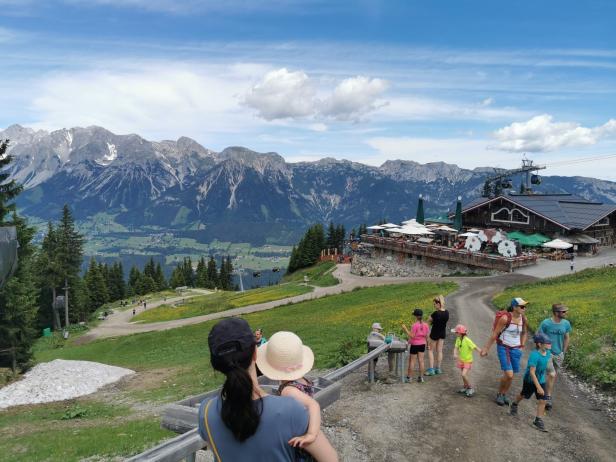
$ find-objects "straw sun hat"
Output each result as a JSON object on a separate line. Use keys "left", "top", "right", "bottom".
{"left": 256, "top": 331, "right": 314, "bottom": 381}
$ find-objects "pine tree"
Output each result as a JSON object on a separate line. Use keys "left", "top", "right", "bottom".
{"left": 326, "top": 221, "right": 335, "bottom": 249}
{"left": 56, "top": 205, "right": 84, "bottom": 326}
{"left": 0, "top": 140, "right": 23, "bottom": 222}
{"left": 482, "top": 180, "right": 492, "bottom": 197}
{"left": 36, "top": 222, "right": 63, "bottom": 330}
{"left": 169, "top": 264, "right": 185, "bottom": 288}
{"left": 182, "top": 257, "right": 194, "bottom": 287}
{"left": 206, "top": 256, "right": 218, "bottom": 289}
{"left": 195, "top": 257, "right": 207, "bottom": 288}
{"left": 84, "top": 257, "right": 109, "bottom": 312}
{"left": 128, "top": 265, "right": 142, "bottom": 296}
{"left": 154, "top": 262, "right": 166, "bottom": 291}
{"left": 0, "top": 140, "right": 38, "bottom": 371}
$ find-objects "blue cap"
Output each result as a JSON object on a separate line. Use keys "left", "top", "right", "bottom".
{"left": 533, "top": 333, "right": 552, "bottom": 344}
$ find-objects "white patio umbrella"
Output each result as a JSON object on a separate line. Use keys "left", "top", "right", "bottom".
{"left": 437, "top": 225, "right": 459, "bottom": 232}
{"left": 458, "top": 231, "right": 478, "bottom": 237}
{"left": 542, "top": 239, "right": 573, "bottom": 250}
{"left": 367, "top": 225, "right": 384, "bottom": 230}
{"left": 381, "top": 223, "right": 399, "bottom": 228}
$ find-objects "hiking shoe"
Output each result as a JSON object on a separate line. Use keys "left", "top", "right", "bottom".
{"left": 502, "top": 395, "right": 512, "bottom": 405}
{"left": 545, "top": 396, "right": 553, "bottom": 411}
{"left": 510, "top": 403, "right": 518, "bottom": 416}
{"left": 417, "top": 376, "right": 425, "bottom": 383}
{"left": 465, "top": 388, "right": 475, "bottom": 397}
{"left": 495, "top": 393, "right": 506, "bottom": 406}
{"left": 424, "top": 368, "right": 435, "bottom": 376}
{"left": 457, "top": 387, "right": 469, "bottom": 394}
{"left": 405, "top": 376, "right": 411, "bottom": 383}
{"left": 533, "top": 417, "right": 548, "bottom": 432}
{"left": 434, "top": 368, "right": 442, "bottom": 375}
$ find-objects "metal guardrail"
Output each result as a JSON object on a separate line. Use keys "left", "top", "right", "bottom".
{"left": 362, "top": 235, "right": 537, "bottom": 272}
{"left": 128, "top": 340, "right": 407, "bottom": 462}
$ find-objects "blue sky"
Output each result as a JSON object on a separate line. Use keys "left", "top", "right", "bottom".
{"left": 1, "top": 0, "right": 616, "bottom": 179}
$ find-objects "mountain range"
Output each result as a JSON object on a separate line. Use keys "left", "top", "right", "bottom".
{"left": 3, "top": 124, "right": 616, "bottom": 245}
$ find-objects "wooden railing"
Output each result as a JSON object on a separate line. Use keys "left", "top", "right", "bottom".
{"left": 361, "top": 235, "right": 537, "bottom": 272}
{"left": 127, "top": 341, "right": 407, "bottom": 462}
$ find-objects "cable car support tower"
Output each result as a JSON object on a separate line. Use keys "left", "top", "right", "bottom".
{"left": 482, "top": 157, "right": 547, "bottom": 197}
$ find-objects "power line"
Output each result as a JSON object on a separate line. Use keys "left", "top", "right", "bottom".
{"left": 545, "top": 153, "right": 616, "bottom": 167}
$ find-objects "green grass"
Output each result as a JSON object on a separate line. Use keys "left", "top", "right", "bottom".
{"left": 493, "top": 267, "right": 616, "bottom": 389}
{"left": 0, "top": 399, "right": 173, "bottom": 462}
{"left": 131, "top": 283, "right": 313, "bottom": 323}
{"left": 18, "top": 280, "right": 456, "bottom": 461}
{"left": 283, "top": 261, "right": 340, "bottom": 287}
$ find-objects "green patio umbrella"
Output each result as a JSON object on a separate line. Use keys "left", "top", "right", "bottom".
{"left": 416, "top": 194, "right": 425, "bottom": 224}
{"left": 453, "top": 196, "right": 463, "bottom": 231}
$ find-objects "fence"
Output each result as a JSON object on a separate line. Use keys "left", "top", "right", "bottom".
{"left": 362, "top": 235, "right": 537, "bottom": 272}
{"left": 128, "top": 341, "right": 407, "bottom": 462}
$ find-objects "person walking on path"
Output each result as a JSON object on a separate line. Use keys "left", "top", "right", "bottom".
{"left": 481, "top": 297, "right": 529, "bottom": 406}
{"left": 570, "top": 255, "right": 575, "bottom": 272}
{"left": 539, "top": 303, "right": 571, "bottom": 411}
{"left": 426, "top": 295, "right": 449, "bottom": 376}
{"left": 254, "top": 328, "right": 267, "bottom": 346}
{"left": 198, "top": 318, "right": 338, "bottom": 462}
{"left": 453, "top": 324, "right": 481, "bottom": 397}
{"left": 402, "top": 308, "right": 430, "bottom": 383}
{"left": 509, "top": 333, "right": 552, "bottom": 432}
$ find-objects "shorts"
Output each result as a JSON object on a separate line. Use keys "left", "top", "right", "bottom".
{"left": 547, "top": 352, "right": 564, "bottom": 374}
{"left": 497, "top": 344, "right": 523, "bottom": 373}
{"left": 456, "top": 360, "right": 472, "bottom": 370}
{"left": 429, "top": 331, "right": 446, "bottom": 341}
{"left": 521, "top": 380, "right": 547, "bottom": 400}
{"left": 409, "top": 344, "right": 426, "bottom": 354}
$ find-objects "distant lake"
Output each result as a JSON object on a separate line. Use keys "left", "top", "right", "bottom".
{"left": 233, "top": 268, "right": 286, "bottom": 290}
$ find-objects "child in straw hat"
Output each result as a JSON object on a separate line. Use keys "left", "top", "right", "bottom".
{"left": 257, "top": 331, "right": 320, "bottom": 459}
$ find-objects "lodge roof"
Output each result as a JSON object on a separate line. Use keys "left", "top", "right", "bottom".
{"left": 461, "top": 193, "right": 616, "bottom": 231}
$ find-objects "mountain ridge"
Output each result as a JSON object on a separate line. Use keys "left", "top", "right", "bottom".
{"left": 3, "top": 124, "right": 616, "bottom": 244}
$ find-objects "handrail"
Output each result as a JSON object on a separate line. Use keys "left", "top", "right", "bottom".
{"left": 128, "top": 340, "right": 405, "bottom": 462}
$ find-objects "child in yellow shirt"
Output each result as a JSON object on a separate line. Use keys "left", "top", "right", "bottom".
{"left": 453, "top": 324, "right": 481, "bottom": 397}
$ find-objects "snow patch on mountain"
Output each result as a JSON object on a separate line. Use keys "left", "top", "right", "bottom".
{"left": 96, "top": 143, "right": 118, "bottom": 166}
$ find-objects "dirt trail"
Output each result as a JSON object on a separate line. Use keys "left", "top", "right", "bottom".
{"left": 323, "top": 274, "right": 616, "bottom": 462}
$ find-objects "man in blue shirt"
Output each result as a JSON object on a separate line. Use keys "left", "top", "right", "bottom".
{"left": 539, "top": 303, "right": 572, "bottom": 411}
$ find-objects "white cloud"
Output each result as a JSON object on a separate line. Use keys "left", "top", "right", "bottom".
{"left": 491, "top": 114, "right": 616, "bottom": 152}
{"left": 243, "top": 69, "right": 389, "bottom": 122}
{"left": 243, "top": 68, "right": 317, "bottom": 120}
{"left": 320, "top": 76, "right": 388, "bottom": 121}
{"left": 27, "top": 62, "right": 264, "bottom": 142}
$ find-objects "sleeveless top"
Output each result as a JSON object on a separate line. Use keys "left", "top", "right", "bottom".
{"left": 499, "top": 318, "right": 523, "bottom": 347}
{"left": 278, "top": 378, "right": 315, "bottom": 397}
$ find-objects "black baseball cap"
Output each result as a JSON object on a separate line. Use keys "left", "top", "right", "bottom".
{"left": 208, "top": 318, "right": 255, "bottom": 357}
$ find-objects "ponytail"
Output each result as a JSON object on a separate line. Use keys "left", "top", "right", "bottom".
{"left": 211, "top": 344, "right": 261, "bottom": 441}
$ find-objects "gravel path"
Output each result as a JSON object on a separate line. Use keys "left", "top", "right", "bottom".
{"left": 0, "top": 359, "right": 134, "bottom": 409}
{"left": 323, "top": 274, "right": 616, "bottom": 461}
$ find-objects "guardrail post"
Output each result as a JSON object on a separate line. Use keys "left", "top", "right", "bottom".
{"left": 368, "top": 357, "right": 375, "bottom": 383}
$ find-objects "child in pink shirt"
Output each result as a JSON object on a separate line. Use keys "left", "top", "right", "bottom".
{"left": 402, "top": 308, "right": 430, "bottom": 383}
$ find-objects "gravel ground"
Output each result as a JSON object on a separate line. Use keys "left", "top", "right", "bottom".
{"left": 0, "top": 359, "right": 134, "bottom": 409}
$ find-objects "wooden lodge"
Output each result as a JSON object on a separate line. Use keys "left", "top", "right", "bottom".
{"left": 459, "top": 193, "right": 616, "bottom": 252}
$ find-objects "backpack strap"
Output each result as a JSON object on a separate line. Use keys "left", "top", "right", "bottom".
{"left": 203, "top": 399, "right": 222, "bottom": 462}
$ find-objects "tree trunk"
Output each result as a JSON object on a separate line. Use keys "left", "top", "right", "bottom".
{"left": 64, "top": 278, "right": 69, "bottom": 328}
{"left": 11, "top": 346, "right": 16, "bottom": 376}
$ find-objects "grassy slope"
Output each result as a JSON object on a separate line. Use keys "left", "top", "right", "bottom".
{"left": 282, "top": 261, "right": 339, "bottom": 287}
{"left": 493, "top": 267, "right": 616, "bottom": 388}
{"left": 6, "top": 281, "right": 456, "bottom": 461}
{"left": 132, "top": 283, "right": 312, "bottom": 323}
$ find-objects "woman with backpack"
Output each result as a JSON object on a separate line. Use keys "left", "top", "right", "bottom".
{"left": 481, "top": 297, "right": 528, "bottom": 406}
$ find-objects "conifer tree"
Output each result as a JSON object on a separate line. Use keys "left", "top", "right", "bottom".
{"left": 154, "top": 262, "right": 166, "bottom": 290}
{"left": 169, "top": 264, "right": 185, "bottom": 289}
{"left": 0, "top": 141, "right": 38, "bottom": 371}
{"left": 84, "top": 257, "right": 109, "bottom": 312}
{"left": 195, "top": 257, "right": 207, "bottom": 288}
{"left": 206, "top": 256, "right": 218, "bottom": 289}
{"left": 36, "top": 222, "right": 63, "bottom": 329}
{"left": 128, "top": 265, "right": 142, "bottom": 296}
{"left": 56, "top": 205, "right": 84, "bottom": 326}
